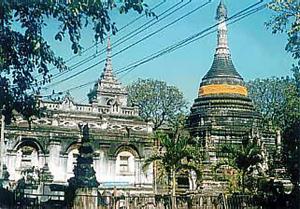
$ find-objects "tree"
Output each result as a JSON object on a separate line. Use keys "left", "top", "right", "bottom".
{"left": 276, "top": 121, "right": 300, "bottom": 209}
{"left": 247, "top": 71, "right": 300, "bottom": 131}
{"left": 267, "top": 0, "right": 300, "bottom": 67}
{"left": 143, "top": 123, "right": 202, "bottom": 198}
{"left": 247, "top": 77, "right": 290, "bottom": 130}
{"left": 0, "top": 0, "right": 153, "bottom": 123}
{"left": 220, "top": 136, "right": 265, "bottom": 193}
{"left": 267, "top": 0, "right": 300, "bottom": 127}
{"left": 282, "top": 121, "right": 300, "bottom": 188}
{"left": 127, "top": 78, "right": 188, "bottom": 130}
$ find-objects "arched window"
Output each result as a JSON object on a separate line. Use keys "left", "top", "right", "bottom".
{"left": 14, "top": 144, "right": 40, "bottom": 182}
{"left": 16, "top": 145, "right": 39, "bottom": 170}
{"left": 116, "top": 151, "right": 135, "bottom": 175}
{"left": 112, "top": 103, "right": 119, "bottom": 112}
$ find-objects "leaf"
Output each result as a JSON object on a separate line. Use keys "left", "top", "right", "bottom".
{"left": 55, "top": 32, "right": 63, "bottom": 41}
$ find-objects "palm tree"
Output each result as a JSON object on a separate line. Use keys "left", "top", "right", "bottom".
{"left": 143, "top": 131, "right": 202, "bottom": 206}
{"left": 220, "top": 136, "right": 265, "bottom": 193}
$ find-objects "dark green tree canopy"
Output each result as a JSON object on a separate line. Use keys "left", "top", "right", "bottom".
{"left": 127, "top": 78, "right": 188, "bottom": 130}
{"left": 0, "top": 0, "right": 152, "bottom": 123}
{"left": 247, "top": 70, "right": 300, "bottom": 131}
{"left": 282, "top": 121, "right": 300, "bottom": 186}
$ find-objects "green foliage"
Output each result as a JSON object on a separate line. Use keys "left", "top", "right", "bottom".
{"left": 267, "top": 0, "right": 300, "bottom": 65}
{"left": 248, "top": 71, "right": 300, "bottom": 200}
{"left": 127, "top": 78, "right": 188, "bottom": 130}
{"left": 0, "top": 0, "right": 150, "bottom": 123}
{"left": 143, "top": 127, "right": 202, "bottom": 195}
{"left": 282, "top": 121, "right": 300, "bottom": 186}
{"left": 220, "top": 137, "right": 265, "bottom": 193}
{"left": 247, "top": 71, "right": 300, "bottom": 130}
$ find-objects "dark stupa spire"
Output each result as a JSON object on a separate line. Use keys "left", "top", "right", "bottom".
{"left": 200, "top": 0, "right": 245, "bottom": 93}
{"left": 188, "top": 1, "right": 260, "bottom": 138}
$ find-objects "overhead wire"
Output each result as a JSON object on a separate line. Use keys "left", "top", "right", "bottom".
{"left": 46, "top": 0, "right": 193, "bottom": 82}
{"left": 41, "top": 1, "right": 266, "bottom": 99}
{"left": 116, "top": 3, "right": 267, "bottom": 77}
{"left": 42, "top": 0, "right": 167, "bottom": 77}
{"left": 42, "top": 0, "right": 212, "bottom": 90}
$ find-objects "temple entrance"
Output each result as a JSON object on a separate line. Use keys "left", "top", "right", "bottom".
{"left": 14, "top": 139, "right": 44, "bottom": 182}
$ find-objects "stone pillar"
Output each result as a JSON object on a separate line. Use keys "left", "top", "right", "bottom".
{"left": 6, "top": 152, "right": 17, "bottom": 181}
{"left": 108, "top": 157, "right": 116, "bottom": 183}
{"left": 93, "top": 156, "right": 101, "bottom": 183}
{"left": 48, "top": 141, "right": 63, "bottom": 182}
{"left": 99, "top": 153, "right": 109, "bottom": 184}
{"left": 276, "top": 130, "right": 281, "bottom": 153}
{"left": 61, "top": 155, "right": 68, "bottom": 182}
{"left": 135, "top": 158, "right": 141, "bottom": 186}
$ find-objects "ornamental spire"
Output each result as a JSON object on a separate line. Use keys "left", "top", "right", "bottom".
{"left": 215, "top": 0, "right": 230, "bottom": 56}
{"left": 200, "top": 1, "right": 244, "bottom": 91}
{"left": 104, "top": 33, "right": 113, "bottom": 74}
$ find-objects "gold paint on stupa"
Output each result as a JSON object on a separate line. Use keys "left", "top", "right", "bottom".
{"left": 199, "top": 84, "right": 248, "bottom": 96}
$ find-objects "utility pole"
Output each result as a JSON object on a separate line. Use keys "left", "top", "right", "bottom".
{"left": 0, "top": 114, "right": 5, "bottom": 179}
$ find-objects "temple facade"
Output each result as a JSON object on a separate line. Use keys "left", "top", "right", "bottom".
{"left": 0, "top": 36, "right": 154, "bottom": 193}
{"left": 0, "top": 1, "right": 282, "bottom": 196}
{"left": 187, "top": 1, "right": 279, "bottom": 181}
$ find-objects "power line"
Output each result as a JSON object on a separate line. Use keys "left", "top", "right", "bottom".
{"left": 47, "top": 0, "right": 193, "bottom": 83}
{"left": 41, "top": 0, "right": 167, "bottom": 78}
{"left": 116, "top": 0, "right": 166, "bottom": 32}
{"left": 42, "top": 0, "right": 212, "bottom": 90}
{"left": 116, "top": 3, "right": 267, "bottom": 76}
{"left": 43, "top": 1, "right": 265, "bottom": 98}
{"left": 42, "top": 1, "right": 266, "bottom": 99}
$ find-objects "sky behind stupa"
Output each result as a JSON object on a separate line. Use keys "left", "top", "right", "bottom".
{"left": 41, "top": 0, "right": 293, "bottom": 104}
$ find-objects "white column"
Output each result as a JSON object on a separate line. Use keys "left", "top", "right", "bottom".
{"left": 48, "top": 141, "right": 63, "bottom": 182}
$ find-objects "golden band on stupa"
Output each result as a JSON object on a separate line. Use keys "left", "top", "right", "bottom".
{"left": 199, "top": 84, "right": 248, "bottom": 96}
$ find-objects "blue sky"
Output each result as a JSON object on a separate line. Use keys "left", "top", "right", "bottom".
{"left": 41, "top": 0, "right": 294, "bottom": 104}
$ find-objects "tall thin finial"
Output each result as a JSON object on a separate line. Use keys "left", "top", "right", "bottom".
{"left": 104, "top": 33, "right": 113, "bottom": 73}
{"left": 107, "top": 33, "right": 112, "bottom": 59}
{"left": 216, "top": 0, "right": 227, "bottom": 21}
{"left": 215, "top": 0, "right": 230, "bottom": 56}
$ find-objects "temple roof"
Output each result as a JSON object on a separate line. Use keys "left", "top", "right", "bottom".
{"left": 93, "top": 35, "right": 128, "bottom": 107}
{"left": 97, "top": 35, "right": 127, "bottom": 96}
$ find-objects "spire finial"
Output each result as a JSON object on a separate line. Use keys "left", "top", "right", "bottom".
{"left": 216, "top": 0, "right": 227, "bottom": 21}
{"left": 103, "top": 33, "right": 113, "bottom": 74}
{"left": 215, "top": 0, "right": 230, "bottom": 56}
{"left": 107, "top": 33, "right": 112, "bottom": 59}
